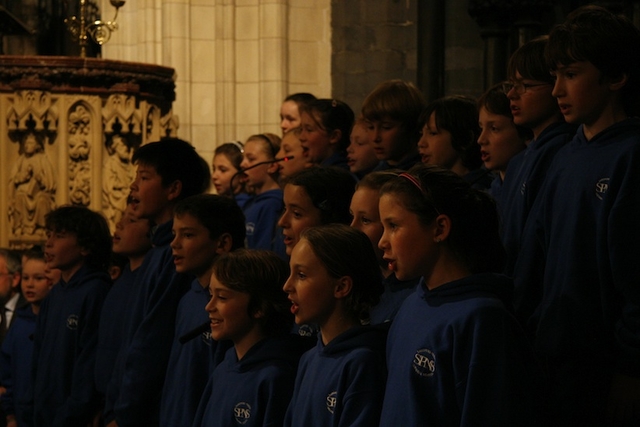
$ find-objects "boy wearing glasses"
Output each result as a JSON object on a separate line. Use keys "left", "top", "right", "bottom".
{"left": 500, "top": 36, "right": 577, "bottom": 278}
{"left": 515, "top": 6, "right": 640, "bottom": 425}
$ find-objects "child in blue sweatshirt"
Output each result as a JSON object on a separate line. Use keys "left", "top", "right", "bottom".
{"left": 283, "top": 224, "right": 386, "bottom": 427}
{"left": 159, "top": 194, "right": 246, "bottom": 427}
{"left": 30, "top": 206, "right": 112, "bottom": 426}
{"left": 1, "top": 249, "right": 56, "bottom": 427}
{"left": 95, "top": 202, "right": 152, "bottom": 401}
{"left": 349, "top": 171, "right": 420, "bottom": 324}
{"left": 378, "top": 165, "right": 545, "bottom": 426}
{"left": 514, "top": 6, "right": 640, "bottom": 425}
{"left": 240, "top": 133, "right": 284, "bottom": 254}
{"left": 103, "top": 138, "right": 211, "bottom": 427}
{"left": 500, "top": 36, "right": 576, "bottom": 279}
{"left": 193, "top": 249, "right": 308, "bottom": 427}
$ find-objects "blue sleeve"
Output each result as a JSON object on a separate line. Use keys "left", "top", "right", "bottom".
{"left": 112, "top": 260, "right": 192, "bottom": 426}
{"left": 190, "top": 376, "right": 213, "bottom": 427}
{"left": 457, "top": 305, "right": 545, "bottom": 426}
{"left": 260, "top": 368, "right": 297, "bottom": 427}
{"left": 337, "top": 352, "right": 386, "bottom": 427}
{"left": 53, "top": 284, "right": 109, "bottom": 426}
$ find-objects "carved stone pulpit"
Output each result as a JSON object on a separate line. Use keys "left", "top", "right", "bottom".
{"left": 0, "top": 56, "right": 178, "bottom": 248}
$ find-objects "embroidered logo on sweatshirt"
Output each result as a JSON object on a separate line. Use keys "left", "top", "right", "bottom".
{"left": 201, "top": 330, "right": 212, "bottom": 346}
{"left": 326, "top": 391, "right": 337, "bottom": 414}
{"left": 66, "top": 315, "right": 79, "bottom": 330}
{"left": 297, "top": 324, "right": 314, "bottom": 337}
{"left": 246, "top": 222, "right": 255, "bottom": 236}
{"left": 595, "top": 178, "right": 609, "bottom": 200}
{"left": 233, "top": 402, "right": 251, "bottom": 425}
{"left": 520, "top": 181, "right": 526, "bottom": 196}
{"left": 412, "top": 348, "right": 436, "bottom": 377}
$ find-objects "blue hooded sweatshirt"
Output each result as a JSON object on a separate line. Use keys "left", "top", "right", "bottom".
{"left": 193, "top": 334, "right": 310, "bottom": 427}
{"left": 284, "top": 325, "right": 387, "bottom": 427}
{"left": 104, "top": 220, "right": 193, "bottom": 427}
{"left": 380, "top": 274, "right": 545, "bottom": 426}
{"left": 513, "top": 118, "right": 640, "bottom": 424}
{"left": 499, "top": 121, "right": 576, "bottom": 276}
{"left": 159, "top": 278, "right": 216, "bottom": 427}
{"left": 242, "top": 188, "right": 284, "bottom": 253}
{"left": 31, "top": 265, "right": 111, "bottom": 427}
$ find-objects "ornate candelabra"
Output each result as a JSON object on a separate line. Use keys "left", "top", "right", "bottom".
{"left": 65, "top": 0, "right": 126, "bottom": 57}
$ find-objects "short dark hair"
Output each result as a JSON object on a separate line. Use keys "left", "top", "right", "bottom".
{"left": 420, "top": 96, "right": 482, "bottom": 171}
{"left": 478, "top": 83, "right": 532, "bottom": 141}
{"left": 45, "top": 205, "right": 112, "bottom": 271}
{"left": 212, "top": 249, "right": 292, "bottom": 336}
{"left": 300, "top": 224, "right": 383, "bottom": 323}
{"left": 380, "top": 164, "right": 505, "bottom": 274}
{"left": 361, "top": 79, "right": 426, "bottom": 144}
{"left": 21, "top": 247, "right": 45, "bottom": 264}
{"left": 132, "top": 138, "right": 211, "bottom": 201}
{"left": 301, "top": 99, "right": 355, "bottom": 153}
{"left": 284, "top": 166, "right": 356, "bottom": 225}
{"left": 508, "top": 35, "right": 553, "bottom": 84}
{"left": 284, "top": 93, "right": 317, "bottom": 109}
{"left": 174, "top": 194, "right": 246, "bottom": 250}
{"left": 546, "top": 5, "right": 640, "bottom": 116}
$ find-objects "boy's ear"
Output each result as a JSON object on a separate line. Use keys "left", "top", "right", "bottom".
{"left": 328, "top": 129, "right": 342, "bottom": 146}
{"left": 433, "top": 214, "right": 452, "bottom": 243}
{"left": 609, "top": 72, "right": 629, "bottom": 92}
{"left": 215, "top": 233, "right": 233, "bottom": 255}
{"left": 166, "top": 180, "right": 183, "bottom": 201}
{"left": 334, "top": 276, "right": 353, "bottom": 299}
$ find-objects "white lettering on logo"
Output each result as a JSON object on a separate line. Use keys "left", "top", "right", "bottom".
{"left": 326, "top": 391, "right": 337, "bottom": 414}
{"left": 201, "top": 331, "right": 212, "bottom": 346}
{"left": 595, "top": 178, "right": 609, "bottom": 200}
{"left": 66, "top": 315, "right": 79, "bottom": 330}
{"left": 412, "top": 348, "right": 436, "bottom": 377}
{"left": 233, "top": 402, "right": 251, "bottom": 425}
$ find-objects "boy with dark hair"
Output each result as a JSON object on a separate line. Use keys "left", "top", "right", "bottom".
{"left": 95, "top": 202, "right": 152, "bottom": 406}
{"left": 159, "top": 194, "right": 246, "bottom": 427}
{"left": 500, "top": 36, "right": 577, "bottom": 277}
{"left": 31, "top": 205, "right": 112, "bottom": 426}
{"left": 361, "top": 80, "right": 426, "bottom": 171}
{"left": 104, "top": 138, "right": 211, "bottom": 427}
{"left": 514, "top": 6, "right": 640, "bottom": 425}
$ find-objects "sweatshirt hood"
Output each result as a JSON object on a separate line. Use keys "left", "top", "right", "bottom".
{"left": 320, "top": 325, "right": 388, "bottom": 356}
{"left": 421, "top": 273, "right": 514, "bottom": 309}
{"left": 231, "top": 334, "right": 312, "bottom": 373}
{"left": 574, "top": 117, "right": 640, "bottom": 146}
{"left": 61, "top": 264, "right": 111, "bottom": 289}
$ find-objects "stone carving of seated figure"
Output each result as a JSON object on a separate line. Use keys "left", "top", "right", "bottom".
{"left": 8, "top": 131, "right": 57, "bottom": 237}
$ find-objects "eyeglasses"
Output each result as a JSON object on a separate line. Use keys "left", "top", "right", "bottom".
{"left": 503, "top": 81, "right": 551, "bottom": 94}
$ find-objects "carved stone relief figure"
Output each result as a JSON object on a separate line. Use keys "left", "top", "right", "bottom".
{"left": 68, "top": 104, "right": 92, "bottom": 206}
{"left": 102, "top": 133, "right": 134, "bottom": 232}
{"left": 8, "top": 131, "right": 57, "bottom": 237}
